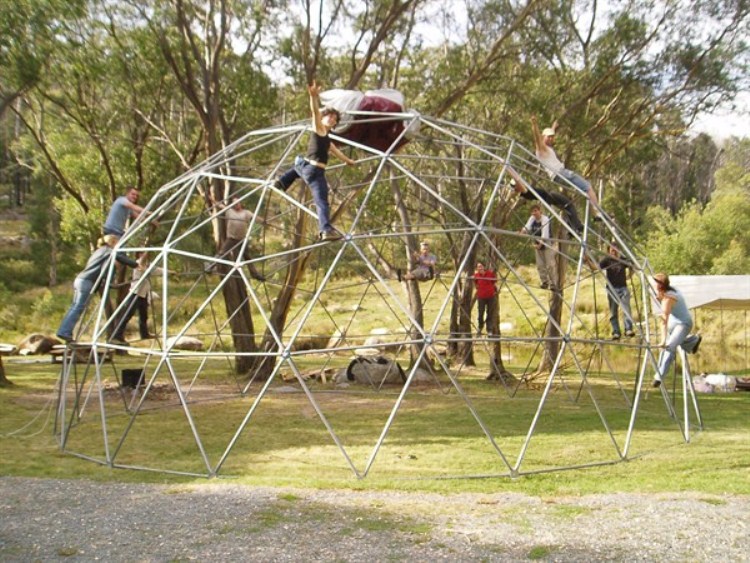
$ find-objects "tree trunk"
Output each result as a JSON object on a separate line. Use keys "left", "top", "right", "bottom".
{"left": 390, "top": 172, "right": 432, "bottom": 372}
{"left": 535, "top": 225, "right": 569, "bottom": 376}
{"left": 0, "top": 357, "right": 12, "bottom": 387}
{"left": 451, "top": 264, "right": 476, "bottom": 366}
{"left": 221, "top": 274, "right": 256, "bottom": 374}
{"left": 487, "top": 295, "right": 515, "bottom": 382}
{"left": 255, "top": 210, "right": 311, "bottom": 380}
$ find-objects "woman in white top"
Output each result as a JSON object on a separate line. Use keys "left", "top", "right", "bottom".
{"left": 652, "top": 273, "right": 702, "bottom": 387}
{"left": 530, "top": 116, "right": 600, "bottom": 216}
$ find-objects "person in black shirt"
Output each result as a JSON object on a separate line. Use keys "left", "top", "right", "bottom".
{"left": 598, "top": 242, "right": 635, "bottom": 339}
{"left": 276, "top": 81, "right": 356, "bottom": 241}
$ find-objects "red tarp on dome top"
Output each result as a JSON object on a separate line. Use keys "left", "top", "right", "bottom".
{"left": 321, "top": 88, "right": 415, "bottom": 153}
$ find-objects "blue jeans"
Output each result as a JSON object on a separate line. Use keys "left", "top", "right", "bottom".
{"left": 555, "top": 169, "right": 591, "bottom": 195}
{"left": 278, "top": 156, "right": 332, "bottom": 233}
{"left": 57, "top": 277, "right": 95, "bottom": 339}
{"left": 607, "top": 286, "right": 633, "bottom": 335}
{"left": 656, "top": 322, "right": 696, "bottom": 381}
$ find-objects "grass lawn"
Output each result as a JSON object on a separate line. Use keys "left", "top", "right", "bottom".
{"left": 2, "top": 357, "right": 748, "bottom": 497}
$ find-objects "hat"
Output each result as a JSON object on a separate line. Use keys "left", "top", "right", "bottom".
{"left": 542, "top": 127, "right": 555, "bottom": 137}
{"left": 653, "top": 273, "right": 670, "bottom": 288}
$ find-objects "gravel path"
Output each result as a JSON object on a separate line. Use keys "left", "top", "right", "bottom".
{"left": 1, "top": 477, "right": 748, "bottom": 561}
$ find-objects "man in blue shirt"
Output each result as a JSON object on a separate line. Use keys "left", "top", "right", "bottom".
{"left": 103, "top": 186, "right": 147, "bottom": 239}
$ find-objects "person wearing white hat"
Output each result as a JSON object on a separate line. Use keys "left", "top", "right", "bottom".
{"left": 530, "top": 116, "right": 600, "bottom": 218}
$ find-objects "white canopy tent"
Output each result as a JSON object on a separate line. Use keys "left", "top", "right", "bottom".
{"left": 670, "top": 275, "right": 750, "bottom": 375}
{"left": 669, "top": 275, "right": 750, "bottom": 310}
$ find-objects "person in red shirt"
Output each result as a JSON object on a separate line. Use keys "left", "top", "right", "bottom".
{"left": 473, "top": 262, "right": 498, "bottom": 336}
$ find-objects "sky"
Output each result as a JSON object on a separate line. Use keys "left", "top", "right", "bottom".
{"left": 691, "top": 92, "right": 750, "bottom": 142}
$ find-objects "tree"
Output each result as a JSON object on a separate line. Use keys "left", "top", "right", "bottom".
{"left": 644, "top": 138, "right": 750, "bottom": 274}
{"left": 0, "top": 1, "right": 87, "bottom": 116}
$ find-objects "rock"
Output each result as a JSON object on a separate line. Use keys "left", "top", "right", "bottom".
{"left": 326, "top": 329, "right": 345, "bottom": 349}
{"left": 335, "top": 356, "right": 406, "bottom": 385}
{"left": 353, "top": 347, "right": 380, "bottom": 356}
{"left": 411, "top": 367, "right": 434, "bottom": 382}
{"left": 427, "top": 343, "right": 447, "bottom": 360}
{"left": 363, "top": 335, "right": 385, "bottom": 348}
{"left": 17, "top": 333, "right": 60, "bottom": 355}
{"left": 165, "top": 335, "right": 204, "bottom": 351}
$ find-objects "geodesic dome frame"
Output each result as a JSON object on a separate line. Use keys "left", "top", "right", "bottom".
{"left": 54, "top": 111, "right": 704, "bottom": 478}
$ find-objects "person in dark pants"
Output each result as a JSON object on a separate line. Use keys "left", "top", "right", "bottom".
{"left": 506, "top": 166, "right": 584, "bottom": 233}
{"left": 598, "top": 242, "right": 636, "bottom": 340}
{"left": 112, "top": 252, "right": 169, "bottom": 342}
{"left": 57, "top": 235, "right": 138, "bottom": 343}
{"left": 275, "top": 81, "right": 356, "bottom": 241}
{"left": 472, "top": 261, "right": 498, "bottom": 336}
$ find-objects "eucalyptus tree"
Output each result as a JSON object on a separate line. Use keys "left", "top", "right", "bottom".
{"left": 256, "top": 0, "right": 446, "bottom": 375}
{"left": 0, "top": 0, "right": 87, "bottom": 116}
{"left": 644, "top": 138, "right": 750, "bottom": 275}
{"left": 12, "top": 5, "right": 191, "bottom": 245}
{"left": 434, "top": 0, "right": 750, "bottom": 374}
{"left": 109, "top": 0, "right": 280, "bottom": 372}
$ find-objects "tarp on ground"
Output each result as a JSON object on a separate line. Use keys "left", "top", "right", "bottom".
{"left": 669, "top": 275, "right": 750, "bottom": 310}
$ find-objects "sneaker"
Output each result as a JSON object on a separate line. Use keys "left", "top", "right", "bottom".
{"left": 689, "top": 335, "right": 702, "bottom": 355}
{"left": 593, "top": 215, "right": 603, "bottom": 223}
{"left": 56, "top": 333, "right": 74, "bottom": 343}
{"left": 320, "top": 230, "right": 342, "bottom": 242}
{"left": 540, "top": 282, "right": 549, "bottom": 290}
{"left": 396, "top": 268, "right": 402, "bottom": 282}
{"left": 611, "top": 333, "right": 621, "bottom": 341}
{"left": 110, "top": 337, "right": 128, "bottom": 345}
{"left": 624, "top": 330, "right": 636, "bottom": 338}
{"left": 273, "top": 179, "right": 286, "bottom": 192}
{"left": 652, "top": 379, "right": 662, "bottom": 388}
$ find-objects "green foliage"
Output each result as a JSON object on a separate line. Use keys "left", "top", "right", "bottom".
{"left": 30, "top": 288, "right": 56, "bottom": 331}
{"left": 0, "top": 0, "right": 86, "bottom": 110}
{"left": 644, "top": 140, "right": 750, "bottom": 274}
